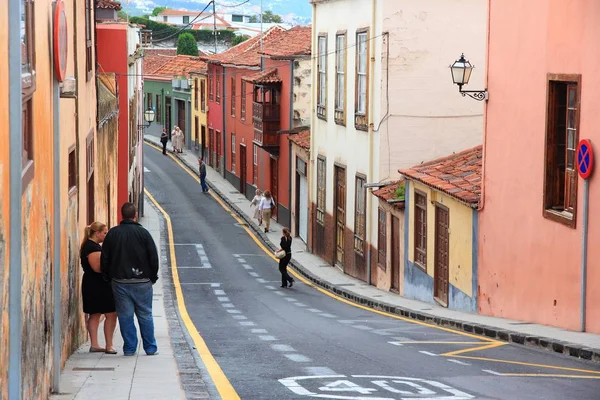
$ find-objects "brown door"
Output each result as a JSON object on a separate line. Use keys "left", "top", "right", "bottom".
{"left": 106, "top": 182, "right": 111, "bottom": 228}
{"left": 194, "top": 117, "right": 199, "bottom": 153}
{"left": 165, "top": 97, "right": 172, "bottom": 139}
{"left": 240, "top": 144, "right": 247, "bottom": 195}
{"left": 270, "top": 157, "right": 278, "bottom": 219}
{"left": 177, "top": 100, "right": 186, "bottom": 147}
{"left": 391, "top": 215, "right": 400, "bottom": 292}
{"left": 334, "top": 166, "right": 346, "bottom": 268}
{"left": 208, "top": 128, "right": 214, "bottom": 167}
{"left": 216, "top": 130, "right": 221, "bottom": 171}
{"left": 434, "top": 205, "right": 450, "bottom": 305}
{"left": 87, "top": 173, "right": 95, "bottom": 224}
{"left": 201, "top": 125, "right": 207, "bottom": 160}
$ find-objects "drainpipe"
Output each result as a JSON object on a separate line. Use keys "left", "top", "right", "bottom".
{"left": 8, "top": 0, "right": 23, "bottom": 398}
{"left": 309, "top": 2, "right": 317, "bottom": 250}
{"left": 222, "top": 67, "right": 227, "bottom": 178}
{"left": 478, "top": 0, "right": 492, "bottom": 212}
{"left": 288, "top": 59, "right": 295, "bottom": 229}
{"left": 366, "top": 0, "right": 378, "bottom": 285}
{"left": 51, "top": 1, "right": 62, "bottom": 392}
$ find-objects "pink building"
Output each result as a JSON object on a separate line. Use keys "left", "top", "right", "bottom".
{"left": 479, "top": 0, "right": 599, "bottom": 333}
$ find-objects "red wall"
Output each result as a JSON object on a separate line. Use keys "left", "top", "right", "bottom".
{"left": 207, "top": 64, "right": 225, "bottom": 169}
{"left": 96, "top": 25, "right": 129, "bottom": 211}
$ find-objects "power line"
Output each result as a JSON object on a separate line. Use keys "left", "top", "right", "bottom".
{"left": 218, "top": 0, "right": 251, "bottom": 8}
{"left": 152, "top": 1, "right": 215, "bottom": 42}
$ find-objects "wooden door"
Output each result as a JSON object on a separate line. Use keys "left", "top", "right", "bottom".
{"left": 270, "top": 157, "right": 278, "bottom": 219}
{"left": 240, "top": 144, "right": 247, "bottom": 195}
{"left": 208, "top": 128, "right": 214, "bottom": 167}
{"left": 177, "top": 100, "right": 186, "bottom": 147}
{"left": 391, "top": 215, "right": 400, "bottom": 292}
{"left": 201, "top": 125, "right": 207, "bottom": 160}
{"left": 194, "top": 117, "right": 199, "bottom": 153}
{"left": 434, "top": 205, "right": 450, "bottom": 306}
{"left": 216, "top": 130, "right": 221, "bottom": 171}
{"left": 298, "top": 175, "right": 308, "bottom": 242}
{"left": 87, "top": 173, "right": 95, "bottom": 224}
{"left": 165, "top": 97, "right": 172, "bottom": 139}
{"left": 334, "top": 166, "right": 346, "bottom": 268}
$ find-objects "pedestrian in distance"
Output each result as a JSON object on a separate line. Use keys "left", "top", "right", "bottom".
{"left": 101, "top": 202, "right": 160, "bottom": 356}
{"left": 277, "top": 227, "right": 294, "bottom": 288}
{"left": 250, "top": 188, "right": 263, "bottom": 226}
{"left": 80, "top": 222, "right": 118, "bottom": 354}
{"left": 259, "top": 190, "right": 275, "bottom": 233}
{"left": 198, "top": 157, "right": 209, "bottom": 192}
{"left": 160, "top": 128, "right": 169, "bottom": 155}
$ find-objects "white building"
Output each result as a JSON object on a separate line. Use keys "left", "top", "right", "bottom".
{"left": 308, "top": 0, "right": 486, "bottom": 288}
{"left": 151, "top": 9, "right": 232, "bottom": 30}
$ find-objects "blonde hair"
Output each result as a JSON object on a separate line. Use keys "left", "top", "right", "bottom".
{"left": 81, "top": 222, "right": 107, "bottom": 250}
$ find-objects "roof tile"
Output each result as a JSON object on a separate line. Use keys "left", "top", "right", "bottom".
{"left": 259, "top": 26, "right": 311, "bottom": 58}
{"left": 143, "top": 48, "right": 178, "bottom": 75}
{"left": 288, "top": 129, "right": 310, "bottom": 150}
{"left": 371, "top": 181, "right": 406, "bottom": 209}
{"left": 97, "top": 0, "right": 122, "bottom": 10}
{"left": 242, "top": 68, "right": 281, "bottom": 84}
{"left": 399, "top": 145, "right": 483, "bottom": 207}
{"left": 151, "top": 54, "right": 207, "bottom": 77}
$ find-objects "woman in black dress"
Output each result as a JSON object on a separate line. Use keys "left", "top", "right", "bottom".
{"left": 80, "top": 222, "right": 117, "bottom": 354}
{"left": 277, "top": 227, "right": 295, "bottom": 288}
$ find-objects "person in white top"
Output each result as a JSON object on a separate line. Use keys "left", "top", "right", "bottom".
{"left": 258, "top": 190, "right": 275, "bottom": 233}
{"left": 250, "top": 189, "right": 263, "bottom": 226}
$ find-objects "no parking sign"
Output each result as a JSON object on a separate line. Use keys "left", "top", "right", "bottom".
{"left": 577, "top": 139, "right": 594, "bottom": 179}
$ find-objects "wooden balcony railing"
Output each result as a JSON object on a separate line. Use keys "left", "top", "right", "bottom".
{"left": 253, "top": 102, "right": 281, "bottom": 122}
{"left": 253, "top": 102, "right": 280, "bottom": 148}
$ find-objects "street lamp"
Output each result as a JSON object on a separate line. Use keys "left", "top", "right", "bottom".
{"left": 138, "top": 106, "right": 155, "bottom": 218}
{"left": 140, "top": 107, "right": 155, "bottom": 128}
{"left": 187, "top": 77, "right": 193, "bottom": 88}
{"left": 449, "top": 53, "right": 488, "bottom": 101}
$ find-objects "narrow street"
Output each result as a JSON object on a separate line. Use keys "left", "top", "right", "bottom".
{"left": 144, "top": 144, "right": 600, "bottom": 400}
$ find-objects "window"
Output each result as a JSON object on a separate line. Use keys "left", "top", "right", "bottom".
{"left": 231, "top": 77, "right": 236, "bottom": 117}
{"left": 156, "top": 94, "right": 161, "bottom": 124}
{"left": 183, "top": 15, "right": 190, "bottom": 24}
{"left": 335, "top": 33, "right": 346, "bottom": 124}
{"left": 163, "top": 16, "right": 167, "bottom": 22}
{"left": 200, "top": 79, "right": 206, "bottom": 112}
{"left": 232, "top": 14, "right": 243, "bottom": 22}
{"left": 241, "top": 81, "right": 247, "bottom": 120}
{"left": 194, "top": 78, "right": 199, "bottom": 110}
{"left": 544, "top": 75, "right": 580, "bottom": 227}
{"left": 316, "top": 157, "right": 326, "bottom": 225}
{"left": 85, "top": 0, "right": 93, "bottom": 80}
{"left": 354, "top": 176, "right": 366, "bottom": 255}
{"left": 21, "top": 0, "right": 36, "bottom": 188}
{"left": 355, "top": 30, "right": 368, "bottom": 130}
{"left": 414, "top": 191, "right": 427, "bottom": 269}
{"left": 231, "top": 133, "right": 236, "bottom": 172}
{"left": 87, "top": 133, "right": 95, "bottom": 180}
{"left": 68, "top": 146, "right": 77, "bottom": 194}
{"left": 209, "top": 73, "right": 214, "bottom": 101}
{"left": 147, "top": 93, "right": 153, "bottom": 109}
{"left": 253, "top": 144, "right": 258, "bottom": 184}
{"left": 377, "top": 208, "right": 386, "bottom": 268}
{"left": 216, "top": 71, "right": 221, "bottom": 104}
{"left": 317, "top": 34, "right": 327, "bottom": 119}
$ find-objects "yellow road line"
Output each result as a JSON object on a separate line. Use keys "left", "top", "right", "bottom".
{"left": 145, "top": 189, "right": 241, "bottom": 400}
{"left": 394, "top": 341, "right": 489, "bottom": 345}
{"left": 495, "top": 373, "right": 600, "bottom": 379}
{"left": 454, "top": 354, "right": 600, "bottom": 375}
{"left": 442, "top": 342, "right": 506, "bottom": 357}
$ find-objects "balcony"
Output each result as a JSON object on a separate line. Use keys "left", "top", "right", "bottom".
{"left": 253, "top": 102, "right": 280, "bottom": 152}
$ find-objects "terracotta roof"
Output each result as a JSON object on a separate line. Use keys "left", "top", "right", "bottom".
{"left": 260, "top": 26, "right": 311, "bottom": 58}
{"left": 371, "top": 181, "right": 405, "bottom": 209}
{"left": 242, "top": 68, "right": 281, "bottom": 84}
{"left": 152, "top": 55, "right": 208, "bottom": 77}
{"left": 288, "top": 129, "right": 310, "bottom": 150}
{"left": 399, "top": 145, "right": 483, "bottom": 207}
{"left": 97, "top": 0, "right": 122, "bottom": 10}
{"left": 143, "top": 48, "right": 177, "bottom": 75}
{"left": 202, "top": 26, "right": 286, "bottom": 68}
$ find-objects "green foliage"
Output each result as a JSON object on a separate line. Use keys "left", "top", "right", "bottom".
{"left": 395, "top": 184, "right": 406, "bottom": 200}
{"left": 249, "top": 10, "right": 283, "bottom": 23}
{"left": 152, "top": 6, "right": 168, "bottom": 16}
{"left": 177, "top": 33, "right": 199, "bottom": 56}
{"left": 231, "top": 35, "right": 250, "bottom": 46}
{"left": 129, "top": 17, "right": 236, "bottom": 44}
{"left": 117, "top": 10, "right": 128, "bottom": 20}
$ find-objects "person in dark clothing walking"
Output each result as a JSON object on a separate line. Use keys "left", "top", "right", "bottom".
{"left": 101, "top": 202, "right": 160, "bottom": 356}
{"left": 277, "top": 227, "right": 294, "bottom": 288}
{"left": 198, "top": 157, "right": 209, "bottom": 192}
{"left": 160, "top": 128, "right": 169, "bottom": 155}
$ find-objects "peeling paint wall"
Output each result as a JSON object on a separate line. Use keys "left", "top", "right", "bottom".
{"left": 292, "top": 58, "right": 312, "bottom": 128}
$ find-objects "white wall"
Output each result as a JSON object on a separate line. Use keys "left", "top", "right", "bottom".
{"left": 378, "top": 0, "right": 486, "bottom": 180}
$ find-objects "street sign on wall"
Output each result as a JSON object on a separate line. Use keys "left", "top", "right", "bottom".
{"left": 577, "top": 139, "right": 594, "bottom": 180}
{"left": 53, "top": 0, "right": 68, "bottom": 82}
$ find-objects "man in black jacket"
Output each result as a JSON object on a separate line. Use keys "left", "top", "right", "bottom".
{"left": 101, "top": 202, "right": 159, "bottom": 356}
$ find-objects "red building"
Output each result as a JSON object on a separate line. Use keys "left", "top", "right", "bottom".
{"left": 203, "top": 26, "right": 311, "bottom": 229}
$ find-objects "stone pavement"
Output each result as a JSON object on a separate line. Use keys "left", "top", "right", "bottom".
{"left": 145, "top": 134, "right": 600, "bottom": 364}
{"left": 51, "top": 201, "right": 212, "bottom": 400}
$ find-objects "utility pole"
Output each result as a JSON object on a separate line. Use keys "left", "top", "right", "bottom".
{"left": 213, "top": 0, "right": 217, "bottom": 54}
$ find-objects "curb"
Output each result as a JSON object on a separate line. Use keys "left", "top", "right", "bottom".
{"left": 144, "top": 137, "right": 600, "bottom": 365}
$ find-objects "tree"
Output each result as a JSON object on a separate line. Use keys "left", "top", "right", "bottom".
{"left": 117, "top": 10, "right": 128, "bottom": 20}
{"left": 177, "top": 33, "right": 199, "bottom": 56}
{"left": 152, "top": 6, "right": 168, "bottom": 16}
{"left": 231, "top": 34, "right": 250, "bottom": 46}
{"left": 249, "top": 10, "right": 283, "bottom": 23}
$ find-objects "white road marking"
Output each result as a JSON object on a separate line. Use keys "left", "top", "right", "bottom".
{"left": 233, "top": 254, "right": 241, "bottom": 258}
{"left": 144, "top": 167, "right": 151, "bottom": 172}
{"left": 243, "top": 265, "right": 253, "bottom": 270}
{"left": 232, "top": 315, "right": 247, "bottom": 320}
{"left": 237, "top": 258, "right": 247, "bottom": 263}
{"left": 320, "top": 313, "right": 337, "bottom": 318}
{"left": 285, "top": 297, "right": 297, "bottom": 302}
{"left": 448, "top": 359, "right": 471, "bottom": 366}
{"left": 217, "top": 297, "right": 230, "bottom": 302}
{"left": 303, "top": 367, "right": 337, "bottom": 376}
{"left": 251, "top": 329, "right": 268, "bottom": 334}
{"left": 221, "top": 303, "right": 234, "bottom": 308}
{"left": 271, "top": 344, "right": 295, "bottom": 352}
{"left": 210, "top": 283, "right": 221, "bottom": 287}
{"left": 249, "top": 272, "right": 259, "bottom": 277}
{"left": 256, "top": 278, "right": 267, "bottom": 283}
{"left": 483, "top": 369, "right": 503, "bottom": 376}
{"left": 214, "top": 290, "right": 226, "bottom": 295}
{"left": 239, "top": 321, "right": 255, "bottom": 326}
{"left": 274, "top": 291, "right": 286, "bottom": 296}
{"left": 294, "top": 302, "right": 307, "bottom": 307}
{"left": 226, "top": 309, "right": 241, "bottom": 314}
{"left": 265, "top": 285, "right": 276, "bottom": 290}
{"left": 419, "top": 351, "right": 439, "bottom": 357}
{"left": 352, "top": 325, "right": 373, "bottom": 330}
{"left": 307, "top": 309, "right": 322, "bottom": 313}
{"left": 285, "top": 354, "right": 312, "bottom": 363}
{"left": 388, "top": 341, "right": 404, "bottom": 346}
{"left": 259, "top": 335, "right": 278, "bottom": 341}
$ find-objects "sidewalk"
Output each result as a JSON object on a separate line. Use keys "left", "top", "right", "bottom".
{"left": 145, "top": 134, "right": 600, "bottom": 364}
{"left": 51, "top": 202, "right": 212, "bottom": 400}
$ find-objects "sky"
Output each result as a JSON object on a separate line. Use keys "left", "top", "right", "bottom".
{"left": 124, "top": 0, "right": 312, "bottom": 24}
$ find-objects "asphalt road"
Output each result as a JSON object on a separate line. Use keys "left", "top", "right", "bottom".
{"left": 144, "top": 144, "right": 600, "bottom": 400}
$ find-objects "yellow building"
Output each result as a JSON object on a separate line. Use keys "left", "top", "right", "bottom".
{"left": 400, "top": 146, "right": 482, "bottom": 312}
{"left": 1, "top": 0, "right": 115, "bottom": 398}
{"left": 190, "top": 70, "right": 209, "bottom": 157}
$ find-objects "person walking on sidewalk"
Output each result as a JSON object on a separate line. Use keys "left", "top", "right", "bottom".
{"left": 277, "top": 227, "right": 294, "bottom": 288}
{"left": 160, "top": 128, "right": 169, "bottom": 155}
{"left": 101, "top": 202, "right": 160, "bottom": 356}
{"left": 80, "top": 222, "right": 118, "bottom": 354}
{"left": 259, "top": 190, "right": 275, "bottom": 233}
{"left": 198, "top": 157, "right": 209, "bottom": 192}
{"left": 250, "top": 188, "right": 263, "bottom": 226}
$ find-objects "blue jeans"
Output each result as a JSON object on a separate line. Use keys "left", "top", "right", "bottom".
{"left": 200, "top": 174, "right": 209, "bottom": 192}
{"left": 112, "top": 281, "right": 157, "bottom": 355}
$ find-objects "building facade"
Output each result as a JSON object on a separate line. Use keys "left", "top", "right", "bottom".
{"left": 478, "top": 0, "right": 600, "bottom": 333}
{"left": 191, "top": 71, "right": 209, "bottom": 157}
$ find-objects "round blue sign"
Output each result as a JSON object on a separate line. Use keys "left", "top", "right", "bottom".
{"left": 577, "top": 139, "right": 594, "bottom": 179}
